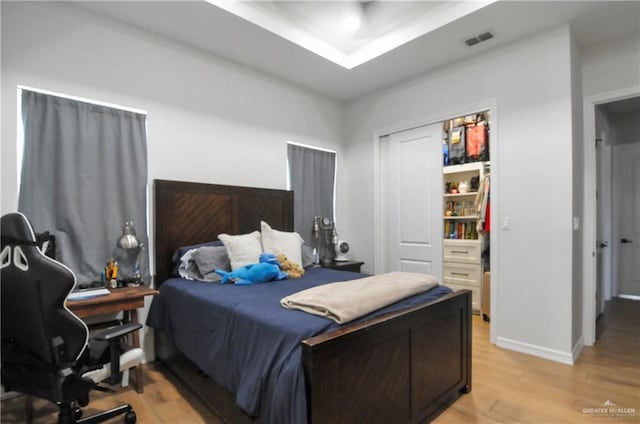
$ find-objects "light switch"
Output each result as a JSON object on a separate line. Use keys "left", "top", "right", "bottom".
{"left": 502, "top": 216, "right": 511, "bottom": 231}
{"left": 573, "top": 217, "right": 580, "bottom": 231}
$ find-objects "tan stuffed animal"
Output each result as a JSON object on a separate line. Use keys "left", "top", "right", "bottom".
{"left": 276, "top": 253, "right": 305, "bottom": 279}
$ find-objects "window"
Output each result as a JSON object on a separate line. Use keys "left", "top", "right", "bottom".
{"left": 18, "top": 88, "right": 149, "bottom": 285}
{"left": 286, "top": 142, "right": 336, "bottom": 244}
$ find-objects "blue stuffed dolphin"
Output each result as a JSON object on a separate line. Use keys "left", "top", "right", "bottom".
{"left": 215, "top": 253, "right": 288, "bottom": 285}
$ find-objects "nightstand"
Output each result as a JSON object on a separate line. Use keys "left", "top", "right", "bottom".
{"left": 322, "top": 260, "right": 364, "bottom": 273}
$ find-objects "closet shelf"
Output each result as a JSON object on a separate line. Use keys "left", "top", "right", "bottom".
{"left": 444, "top": 192, "right": 478, "bottom": 198}
{"left": 443, "top": 161, "right": 489, "bottom": 175}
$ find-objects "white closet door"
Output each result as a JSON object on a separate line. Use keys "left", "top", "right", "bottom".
{"left": 381, "top": 123, "right": 443, "bottom": 280}
{"left": 614, "top": 142, "right": 640, "bottom": 297}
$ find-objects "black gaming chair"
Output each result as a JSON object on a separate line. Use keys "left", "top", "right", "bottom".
{"left": 1, "top": 212, "right": 139, "bottom": 424}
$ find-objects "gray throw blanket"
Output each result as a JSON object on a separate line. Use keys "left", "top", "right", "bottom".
{"left": 280, "top": 271, "right": 439, "bottom": 324}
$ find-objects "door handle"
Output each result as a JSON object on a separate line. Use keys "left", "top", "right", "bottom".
{"left": 599, "top": 242, "right": 608, "bottom": 248}
{"left": 621, "top": 238, "right": 633, "bottom": 244}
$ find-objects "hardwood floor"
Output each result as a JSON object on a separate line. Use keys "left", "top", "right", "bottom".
{"left": 0, "top": 363, "right": 222, "bottom": 424}
{"left": 2, "top": 298, "right": 638, "bottom": 423}
{"left": 435, "top": 298, "right": 639, "bottom": 423}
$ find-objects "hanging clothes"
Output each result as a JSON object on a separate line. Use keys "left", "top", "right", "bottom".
{"left": 475, "top": 173, "right": 490, "bottom": 232}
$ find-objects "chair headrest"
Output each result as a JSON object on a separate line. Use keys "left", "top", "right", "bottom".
{"left": 1, "top": 212, "right": 38, "bottom": 245}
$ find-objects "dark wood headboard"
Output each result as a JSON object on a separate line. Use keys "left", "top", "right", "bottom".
{"left": 154, "top": 180, "right": 293, "bottom": 286}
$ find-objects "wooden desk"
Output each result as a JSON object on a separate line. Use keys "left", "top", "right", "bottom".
{"left": 67, "top": 286, "right": 159, "bottom": 393}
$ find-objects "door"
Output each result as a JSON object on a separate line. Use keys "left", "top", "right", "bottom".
{"left": 596, "top": 242, "right": 606, "bottom": 315}
{"left": 614, "top": 141, "right": 640, "bottom": 297}
{"left": 381, "top": 124, "right": 443, "bottom": 280}
{"left": 595, "top": 137, "right": 607, "bottom": 315}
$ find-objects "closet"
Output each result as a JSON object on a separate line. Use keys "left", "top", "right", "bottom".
{"left": 441, "top": 112, "right": 491, "bottom": 317}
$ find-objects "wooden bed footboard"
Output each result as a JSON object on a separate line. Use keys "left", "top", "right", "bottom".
{"left": 302, "top": 289, "right": 471, "bottom": 424}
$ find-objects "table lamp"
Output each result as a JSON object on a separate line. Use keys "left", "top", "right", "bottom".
{"left": 313, "top": 216, "right": 337, "bottom": 265}
{"left": 117, "top": 221, "right": 144, "bottom": 286}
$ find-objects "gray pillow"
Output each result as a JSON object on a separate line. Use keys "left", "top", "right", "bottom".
{"left": 172, "top": 240, "right": 223, "bottom": 276}
{"left": 181, "top": 245, "right": 230, "bottom": 282}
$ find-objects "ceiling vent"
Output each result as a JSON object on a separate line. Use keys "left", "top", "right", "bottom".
{"left": 464, "top": 31, "right": 494, "bottom": 47}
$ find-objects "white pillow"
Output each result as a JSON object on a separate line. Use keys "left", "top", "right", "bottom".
{"left": 260, "top": 221, "right": 303, "bottom": 267}
{"left": 218, "top": 231, "right": 263, "bottom": 270}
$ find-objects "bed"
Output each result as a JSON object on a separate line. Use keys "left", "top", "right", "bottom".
{"left": 149, "top": 179, "right": 472, "bottom": 424}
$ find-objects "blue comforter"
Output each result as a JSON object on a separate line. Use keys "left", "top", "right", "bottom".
{"left": 147, "top": 267, "right": 452, "bottom": 424}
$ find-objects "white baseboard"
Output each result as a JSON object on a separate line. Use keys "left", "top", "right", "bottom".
{"left": 572, "top": 336, "right": 585, "bottom": 363}
{"left": 618, "top": 294, "right": 640, "bottom": 301}
{"left": 497, "top": 336, "right": 575, "bottom": 365}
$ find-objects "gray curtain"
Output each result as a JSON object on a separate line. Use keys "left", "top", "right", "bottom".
{"left": 287, "top": 143, "right": 336, "bottom": 244}
{"left": 19, "top": 90, "right": 149, "bottom": 285}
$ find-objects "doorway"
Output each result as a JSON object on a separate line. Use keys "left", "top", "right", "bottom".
{"left": 584, "top": 91, "right": 640, "bottom": 346}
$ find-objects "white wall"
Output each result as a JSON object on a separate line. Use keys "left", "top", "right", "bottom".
{"left": 570, "top": 30, "right": 584, "bottom": 353}
{"left": 343, "top": 26, "right": 576, "bottom": 361}
{"left": 582, "top": 35, "right": 640, "bottom": 98}
{"left": 1, "top": 2, "right": 344, "bottom": 359}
